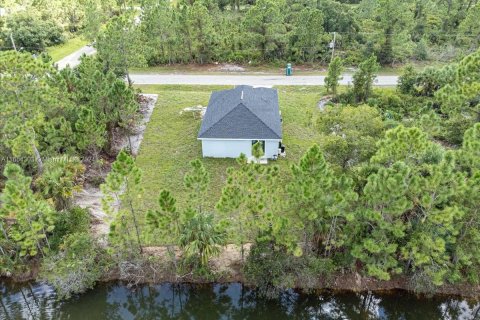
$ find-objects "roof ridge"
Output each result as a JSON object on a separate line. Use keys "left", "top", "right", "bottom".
{"left": 199, "top": 103, "right": 281, "bottom": 139}
{"left": 242, "top": 102, "right": 282, "bottom": 139}
{"left": 199, "top": 102, "right": 246, "bottom": 138}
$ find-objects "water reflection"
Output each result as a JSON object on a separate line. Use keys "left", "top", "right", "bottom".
{"left": 1, "top": 281, "right": 479, "bottom": 319}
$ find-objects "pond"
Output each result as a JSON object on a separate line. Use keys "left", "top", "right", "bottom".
{"left": 1, "top": 281, "right": 479, "bottom": 319}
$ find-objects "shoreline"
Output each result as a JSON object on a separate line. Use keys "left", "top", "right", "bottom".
{"left": 4, "top": 247, "right": 479, "bottom": 300}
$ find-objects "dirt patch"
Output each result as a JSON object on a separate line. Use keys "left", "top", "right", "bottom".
{"left": 74, "top": 94, "right": 159, "bottom": 239}
{"left": 111, "top": 94, "right": 159, "bottom": 156}
{"left": 212, "top": 64, "right": 246, "bottom": 72}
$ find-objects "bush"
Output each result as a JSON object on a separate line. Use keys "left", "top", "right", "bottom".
{"left": 413, "top": 39, "right": 429, "bottom": 61}
{"left": 443, "top": 115, "right": 476, "bottom": 145}
{"left": 41, "top": 232, "right": 107, "bottom": 300}
{"left": 49, "top": 207, "right": 91, "bottom": 251}
{"left": 244, "top": 242, "right": 302, "bottom": 299}
{"left": 2, "top": 12, "right": 64, "bottom": 52}
{"left": 398, "top": 65, "right": 418, "bottom": 95}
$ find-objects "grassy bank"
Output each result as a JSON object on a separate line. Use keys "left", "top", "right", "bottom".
{"left": 132, "top": 85, "right": 324, "bottom": 212}
{"left": 46, "top": 37, "right": 88, "bottom": 62}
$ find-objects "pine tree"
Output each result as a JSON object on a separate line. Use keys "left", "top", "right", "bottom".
{"left": 101, "top": 150, "right": 144, "bottom": 254}
{"left": 402, "top": 152, "right": 463, "bottom": 286}
{"left": 292, "top": 7, "right": 325, "bottom": 62}
{"left": 458, "top": 123, "right": 480, "bottom": 174}
{"left": 287, "top": 144, "right": 357, "bottom": 256}
{"left": 145, "top": 190, "right": 181, "bottom": 243}
{"left": 96, "top": 11, "right": 146, "bottom": 85}
{"left": 0, "top": 51, "right": 70, "bottom": 174}
{"left": 243, "top": 0, "right": 287, "bottom": 61}
{"left": 61, "top": 56, "right": 138, "bottom": 153}
{"left": 450, "top": 125, "right": 480, "bottom": 284}
{"left": 371, "top": 125, "right": 443, "bottom": 167}
{"left": 184, "top": 159, "right": 210, "bottom": 214}
{"left": 216, "top": 155, "right": 251, "bottom": 262}
{"left": 324, "top": 56, "right": 344, "bottom": 97}
{"left": 187, "top": 2, "right": 217, "bottom": 64}
{"left": 74, "top": 107, "right": 107, "bottom": 157}
{"left": 436, "top": 49, "right": 480, "bottom": 121}
{"left": 0, "top": 163, "right": 57, "bottom": 257}
{"left": 217, "top": 154, "right": 297, "bottom": 256}
{"left": 352, "top": 55, "right": 380, "bottom": 103}
{"left": 352, "top": 162, "right": 418, "bottom": 280}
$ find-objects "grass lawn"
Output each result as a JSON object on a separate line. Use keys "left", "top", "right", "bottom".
{"left": 46, "top": 37, "right": 88, "bottom": 62}
{"left": 133, "top": 85, "right": 325, "bottom": 214}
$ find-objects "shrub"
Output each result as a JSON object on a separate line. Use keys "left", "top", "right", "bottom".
{"left": 244, "top": 242, "right": 301, "bottom": 299}
{"left": 2, "top": 12, "right": 64, "bottom": 52}
{"left": 49, "top": 207, "right": 91, "bottom": 251}
{"left": 41, "top": 232, "right": 107, "bottom": 300}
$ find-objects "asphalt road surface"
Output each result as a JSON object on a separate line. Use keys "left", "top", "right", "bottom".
{"left": 56, "top": 45, "right": 96, "bottom": 69}
{"left": 129, "top": 74, "right": 399, "bottom": 86}
{"left": 56, "top": 46, "right": 399, "bottom": 86}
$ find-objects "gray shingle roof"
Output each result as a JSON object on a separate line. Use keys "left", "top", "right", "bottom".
{"left": 198, "top": 85, "right": 282, "bottom": 139}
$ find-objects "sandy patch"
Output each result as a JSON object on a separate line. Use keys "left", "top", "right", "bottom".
{"left": 74, "top": 94, "right": 159, "bottom": 239}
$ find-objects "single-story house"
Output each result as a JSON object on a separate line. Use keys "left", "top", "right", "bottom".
{"left": 198, "top": 85, "right": 284, "bottom": 159}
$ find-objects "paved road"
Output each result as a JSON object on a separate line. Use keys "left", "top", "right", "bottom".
{"left": 56, "top": 46, "right": 399, "bottom": 86}
{"left": 129, "top": 74, "right": 399, "bottom": 86}
{"left": 56, "top": 45, "right": 96, "bottom": 69}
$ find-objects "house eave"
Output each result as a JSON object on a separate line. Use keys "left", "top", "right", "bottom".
{"left": 198, "top": 137, "right": 282, "bottom": 141}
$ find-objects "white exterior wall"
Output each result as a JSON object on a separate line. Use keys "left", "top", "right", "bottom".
{"left": 200, "top": 139, "right": 280, "bottom": 159}
{"left": 265, "top": 140, "right": 280, "bottom": 158}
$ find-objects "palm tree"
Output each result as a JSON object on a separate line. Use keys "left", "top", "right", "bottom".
{"left": 180, "top": 212, "right": 226, "bottom": 267}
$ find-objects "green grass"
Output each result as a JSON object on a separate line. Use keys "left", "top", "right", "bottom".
{"left": 46, "top": 37, "right": 89, "bottom": 62}
{"left": 133, "top": 85, "right": 324, "bottom": 213}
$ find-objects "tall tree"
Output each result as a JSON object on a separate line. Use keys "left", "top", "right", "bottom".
{"left": 217, "top": 154, "right": 298, "bottom": 256}
{"left": 146, "top": 190, "right": 182, "bottom": 244}
{"left": 101, "top": 150, "right": 144, "bottom": 254}
{"left": 187, "top": 2, "right": 218, "bottom": 63}
{"left": 184, "top": 159, "right": 210, "bottom": 214}
{"left": 375, "top": 0, "right": 414, "bottom": 65}
{"left": 352, "top": 161, "right": 418, "bottom": 280}
{"left": 96, "top": 11, "right": 146, "bottom": 86}
{"left": 243, "top": 0, "right": 288, "bottom": 61}
{"left": 287, "top": 144, "right": 358, "bottom": 256}
{"left": 352, "top": 55, "right": 380, "bottom": 103}
{"left": 324, "top": 56, "right": 344, "bottom": 97}
{"left": 0, "top": 163, "right": 57, "bottom": 258}
{"left": 0, "top": 51, "right": 69, "bottom": 174}
{"left": 61, "top": 56, "right": 139, "bottom": 153}
{"left": 291, "top": 7, "right": 325, "bottom": 62}
{"left": 436, "top": 49, "right": 480, "bottom": 122}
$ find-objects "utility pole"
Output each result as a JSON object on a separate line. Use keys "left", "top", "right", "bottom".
{"left": 9, "top": 33, "right": 17, "bottom": 51}
{"left": 330, "top": 32, "right": 336, "bottom": 62}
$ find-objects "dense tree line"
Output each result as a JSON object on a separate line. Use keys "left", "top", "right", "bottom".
{"left": 0, "top": 0, "right": 116, "bottom": 52}
{"left": 2, "top": 0, "right": 478, "bottom": 65}
{"left": 91, "top": 0, "right": 480, "bottom": 67}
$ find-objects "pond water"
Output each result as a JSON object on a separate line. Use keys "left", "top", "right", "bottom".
{"left": 1, "top": 281, "right": 479, "bottom": 320}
